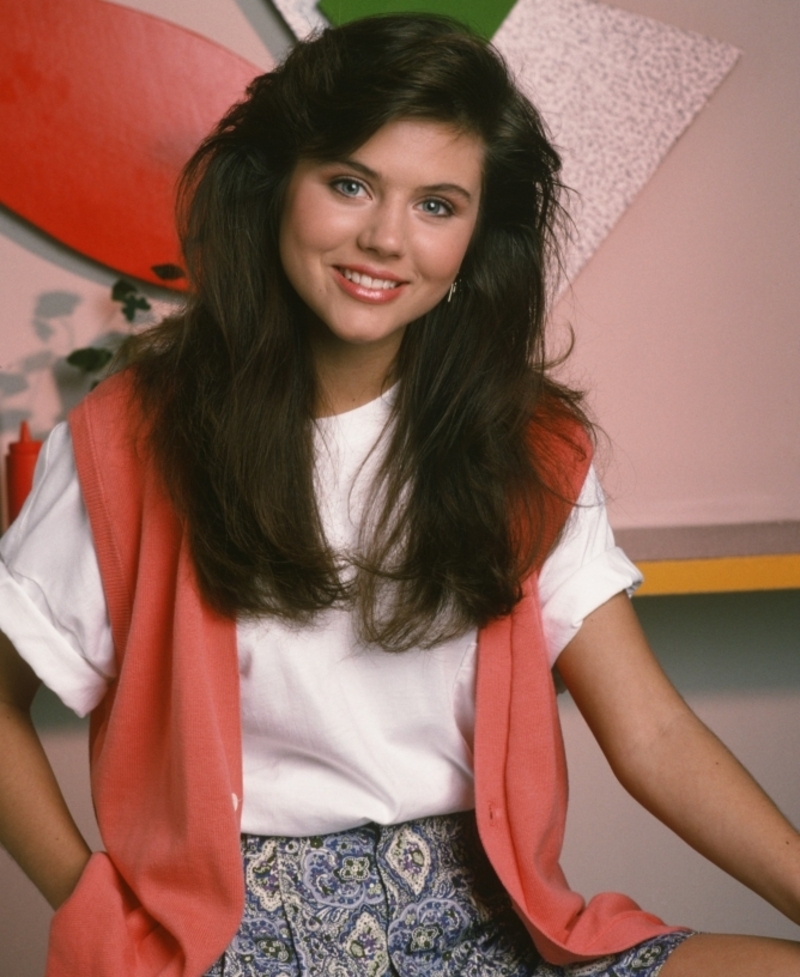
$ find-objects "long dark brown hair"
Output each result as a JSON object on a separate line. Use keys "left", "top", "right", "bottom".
{"left": 123, "top": 14, "right": 590, "bottom": 650}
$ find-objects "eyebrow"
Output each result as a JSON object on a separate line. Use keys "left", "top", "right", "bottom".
{"left": 330, "top": 157, "right": 475, "bottom": 203}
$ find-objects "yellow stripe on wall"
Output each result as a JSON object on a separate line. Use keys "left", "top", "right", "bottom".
{"left": 634, "top": 554, "right": 800, "bottom": 596}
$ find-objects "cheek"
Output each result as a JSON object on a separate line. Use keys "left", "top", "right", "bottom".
{"left": 282, "top": 185, "right": 356, "bottom": 265}
{"left": 419, "top": 226, "right": 475, "bottom": 283}
{"left": 280, "top": 197, "right": 331, "bottom": 297}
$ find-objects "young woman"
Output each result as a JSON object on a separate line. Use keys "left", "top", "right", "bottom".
{"left": 1, "top": 14, "right": 799, "bottom": 977}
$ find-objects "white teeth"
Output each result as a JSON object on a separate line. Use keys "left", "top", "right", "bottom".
{"left": 342, "top": 269, "right": 399, "bottom": 290}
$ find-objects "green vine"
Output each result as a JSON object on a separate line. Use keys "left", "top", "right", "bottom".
{"left": 67, "top": 264, "right": 184, "bottom": 381}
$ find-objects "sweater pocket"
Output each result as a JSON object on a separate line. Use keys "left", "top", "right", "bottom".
{"left": 46, "top": 851, "right": 181, "bottom": 976}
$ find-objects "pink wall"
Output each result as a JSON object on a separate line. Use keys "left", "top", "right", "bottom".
{"left": 554, "top": 0, "right": 800, "bottom": 530}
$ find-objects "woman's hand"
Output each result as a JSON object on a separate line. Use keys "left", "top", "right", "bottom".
{"left": 557, "top": 592, "right": 800, "bottom": 927}
{"left": 0, "top": 629, "right": 92, "bottom": 909}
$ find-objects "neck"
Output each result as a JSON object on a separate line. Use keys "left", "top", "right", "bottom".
{"left": 314, "top": 358, "right": 396, "bottom": 417}
{"left": 310, "top": 330, "right": 403, "bottom": 418}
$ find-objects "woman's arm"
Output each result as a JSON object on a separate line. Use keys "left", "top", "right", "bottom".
{"left": 0, "top": 629, "right": 92, "bottom": 909}
{"left": 557, "top": 592, "right": 800, "bottom": 926}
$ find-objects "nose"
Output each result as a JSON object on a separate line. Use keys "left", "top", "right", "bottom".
{"left": 357, "top": 197, "right": 405, "bottom": 258}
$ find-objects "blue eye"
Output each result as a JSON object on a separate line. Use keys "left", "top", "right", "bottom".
{"left": 420, "top": 198, "right": 452, "bottom": 217}
{"left": 333, "top": 178, "right": 364, "bottom": 197}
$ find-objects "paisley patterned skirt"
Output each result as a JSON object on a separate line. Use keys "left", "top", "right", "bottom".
{"left": 204, "top": 812, "right": 691, "bottom": 977}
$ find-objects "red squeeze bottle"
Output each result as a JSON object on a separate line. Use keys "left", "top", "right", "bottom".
{"left": 6, "top": 421, "right": 43, "bottom": 525}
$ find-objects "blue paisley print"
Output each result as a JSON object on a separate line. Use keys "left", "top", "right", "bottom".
{"left": 204, "top": 813, "right": 691, "bottom": 977}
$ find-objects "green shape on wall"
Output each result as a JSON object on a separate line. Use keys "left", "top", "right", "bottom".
{"left": 316, "top": 0, "right": 516, "bottom": 40}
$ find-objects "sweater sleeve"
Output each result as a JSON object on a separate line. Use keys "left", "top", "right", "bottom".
{"left": 0, "top": 422, "right": 115, "bottom": 716}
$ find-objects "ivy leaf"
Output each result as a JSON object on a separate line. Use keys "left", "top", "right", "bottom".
{"left": 151, "top": 263, "right": 186, "bottom": 281}
{"left": 67, "top": 347, "right": 115, "bottom": 373}
{"left": 111, "top": 278, "right": 152, "bottom": 321}
{"left": 120, "top": 294, "right": 152, "bottom": 322}
{"left": 111, "top": 278, "right": 137, "bottom": 301}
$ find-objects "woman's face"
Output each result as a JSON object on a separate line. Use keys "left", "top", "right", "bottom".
{"left": 279, "top": 118, "right": 483, "bottom": 367}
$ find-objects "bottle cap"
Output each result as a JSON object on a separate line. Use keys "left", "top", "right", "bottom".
{"left": 8, "top": 421, "right": 43, "bottom": 455}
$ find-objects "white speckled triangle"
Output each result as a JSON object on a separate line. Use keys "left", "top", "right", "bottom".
{"left": 493, "top": 0, "right": 739, "bottom": 283}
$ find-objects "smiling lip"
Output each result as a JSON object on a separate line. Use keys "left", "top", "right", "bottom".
{"left": 333, "top": 265, "right": 408, "bottom": 304}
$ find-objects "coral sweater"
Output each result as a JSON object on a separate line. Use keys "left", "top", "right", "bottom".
{"left": 46, "top": 372, "right": 674, "bottom": 976}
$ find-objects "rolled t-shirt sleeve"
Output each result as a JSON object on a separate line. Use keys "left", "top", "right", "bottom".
{"left": 538, "top": 465, "right": 642, "bottom": 667}
{"left": 0, "top": 422, "right": 115, "bottom": 716}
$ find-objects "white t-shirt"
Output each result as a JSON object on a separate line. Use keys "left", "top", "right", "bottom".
{"left": 0, "top": 392, "right": 641, "bottom": 836}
